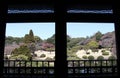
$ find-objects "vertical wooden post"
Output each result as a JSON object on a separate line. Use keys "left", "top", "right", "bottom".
{"left": 0, "top": 1, "right": 7, "bottom": 78}
{"left": 55, "top": 0, "right": 67, "bottom": 78}
{"left": 113, "top": 1, "right": 120, "bottom": 77}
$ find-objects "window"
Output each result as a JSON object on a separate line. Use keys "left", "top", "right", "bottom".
{"left": 0, "top": 0, "right": 119, "bottom": 78}
{"left": 67, "top": 23, "right": 117, "bottom": 77}
{"left": 4, "top": 23, "right": 55, "bottom": 77}
{"left": 67, "top": 23, "right": 116, "bottom": 60}
{"left": 2, "top": 1, "right": 56, "bottom": 78}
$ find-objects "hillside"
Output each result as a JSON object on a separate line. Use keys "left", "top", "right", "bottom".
{"left": 68, "top": 31, "right": 116, "bottom": 55}
{"left": 4, "top": 30, "right": 116, "bottom": 60}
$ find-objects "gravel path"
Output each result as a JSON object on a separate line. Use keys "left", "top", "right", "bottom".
{"left": 76, "top": 49, "right": 112, "bottom": 59}
{"left": 34, "top": 50, "right": 55, "bottom": 60}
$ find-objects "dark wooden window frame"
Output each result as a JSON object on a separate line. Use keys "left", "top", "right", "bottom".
{"left": 0, "top": 0, "right": 120, "bottom": 78}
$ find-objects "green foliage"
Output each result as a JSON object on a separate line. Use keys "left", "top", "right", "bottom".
{"left": 17, "top": 55, "right": 28, "bottom": 60}
{"left": 5, "top": 36, "right": 23, "bottom": 45}
{"left": 101, "top": 49, "right": 106, "bottom": 52}
{"left": 87, "top": 40, "right": 99, "bottom": 49}
{"left": 97, "top": 56, "right": 104, "bottom": 60}
{"left": 108, "top": 55, "right": 116, "bottom": 60}
{"left": 102, "top": 52, "right": 109, "bottom": 56}
{"left": 46, "top": 48, "right": 55, "bottom": 52}
{"left": 34, "top": 36, "right": 42, "bottom": 43}
{"left": 17, "top": 55, "right": 29, "bottom": 60}
{"left": 108, "top": 56, "right": 117, "bottom": 66}
{"left": 28, "top": 43, "right": 36, "bottom": 54}
{"left": 11, "top": 45, "right": 31, "bottom": 60}
{"left": 88, "top": 55, "right": 94, "bottom": 60}
{"left": 24, "top": 34, "right": 30, "bottom": 43}
{"left": 95, "top": 31, "right": 103, "bottom": 42}
{"left": 83, "top": 45, "right": 89, "bottom": 51}
{"left": 40, "top": 54, "right": 46, "bottom": 58}
{"left": 46, "top": 34, "right": 55, "bottom": 45}
{"left": 82, "top": 55, "right": 87, "bottom": 59}
{"left": 67, "top": 51, "right": 81, "bottom": 60}
{"left": 24, "top": 29, "right": 35, "bottom": 44}
{"left": 67, "top": 38, "right": 85, "bottom": 49}
{"left": 45, "top": 57, "right": 53, "bottom": 61}
{"left": 67, "top": 35, "right": 71, "bottom": 42}
{"left": 70, "top": 45, "right": 80, "bottom": 53}
{"left": 29, "top": 29, "right": 35, "bottom": 42}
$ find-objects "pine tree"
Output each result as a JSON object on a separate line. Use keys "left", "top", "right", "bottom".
{"left": 24, "top": 29, "right": 35, "bottom": 44}
{"left": 29, "top": 29, "right": 35, "bottom": 43}
{"left": 24, "top": 34, "right": 30, "bottom": 43}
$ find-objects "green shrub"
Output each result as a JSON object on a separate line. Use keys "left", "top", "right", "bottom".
{"left": 82, "top": 55, "right": 87, "bottom": 59}
{"left": 108, "top": 56, "right": 117, "bottom": 66}
{"left": 101, "top": 49, "right": 106, "bottom": 53}
{"left": 40, "top": 54, "right": 46, "bottom": 58}
{"left": 102, "top": 52, "right": 109, "bottom": 55}
{"left": 16, "top": 55, "right": 29, "bottom": 60}
{"left": 97, "top": 56, "right": 104, "bottom": 60}
{"left": 45, "top": 57, "right": 53, "bottom": 61}
{"left": 88, "top": 55, "right": 94, "bottom": 60}
{"left": 10, "top": 55, "right": 29, "bottom": 60}
{"left": 108, "top": 56, "right": 116, "bottom": 60}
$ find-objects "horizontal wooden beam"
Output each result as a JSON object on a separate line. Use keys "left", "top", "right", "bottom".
{"left": 7, "top": 13, "right": 114, "bottom": 23}
{"left": 67, "top": 13, "right": 114, "bottom": 22}
{"left": 7, "top": 13, "right": 55, "bottom": 22}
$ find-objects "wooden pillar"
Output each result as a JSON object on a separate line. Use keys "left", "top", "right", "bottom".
{"left": 0, "top": 0, "right": 7, "bottom": 78}
{"left": 113, "top": 1, "right": 120, "bottom": 77}
{"left": 55, "top": 0, "right": 67, "bottom": 78}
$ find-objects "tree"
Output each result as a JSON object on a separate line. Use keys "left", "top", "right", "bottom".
{"left": 70, "top": 45, "right": 81, "bottom": 53}
{"left": 24, "top": 29, "right": 35, "bottom": 44}
{"left": 29, "top": 29, "right": 35, "bottom": 43}
{"left": 11, "top": 45, "right": 32, "bottom": 60}
{"left": 46, "top": 34, "right": 55, "bottom": 45}
{"left": 34, "top": 36, "right": 42, "bottom": 43}
{"left": 28, "top": 43, "right": 36, "bottom": 55}
{"left": 24, "top": 34, "right": 30, "bottom": 43}
{"left": 67, "top": 38, "right": 85, "bottom": 49}
{"left": 87, "top": 40, "right": 99, "bottom": 49}
{"left": 95, "top": 31, "right": 103, "bottom": 42}
{"left": 67, "top": 35, "right": 71, "bottom": 42}
{"left": 5, "top": 36, "right": 24, "bottom": 45}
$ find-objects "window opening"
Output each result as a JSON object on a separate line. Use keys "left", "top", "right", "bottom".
{"left": 4, "top": 23, "right": 55, "bottom": 78}
{"left": 67, "top": 22, "right": 117, "bottom": 77}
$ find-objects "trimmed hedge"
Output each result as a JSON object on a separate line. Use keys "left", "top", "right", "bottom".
{"left": 97, "top": 56, "right": 104, "bottom": 60}
{"left": 82, "top": 55, "right": 87, "bottom": 59}
{"left": 102, "top": 52, "right": 109, "bottom": 56}
{"left": 88, "top": 55, "right": 94, "bottom": 60}
{"left": 40, "top": 54, "right": 46, "bottom": 58}
{"left": 108, "top": 55, "right": 116, "bottom": 60}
